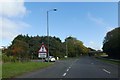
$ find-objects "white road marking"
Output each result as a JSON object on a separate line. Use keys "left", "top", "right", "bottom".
{"left": 66, "top": 69, "right": 69, "bottom": 72}
{"left": 103, "top": 69, "right": 111, "bottom": 74}
{"left": 62, "top": 73, "right": 67, "bottom": 76}
{"left": 62, "top": 66, "right": 71, "bottom": 77}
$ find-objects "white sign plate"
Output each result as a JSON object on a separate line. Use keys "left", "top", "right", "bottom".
{"left": 38, "top": 53, "right": 47, "bottom": 58}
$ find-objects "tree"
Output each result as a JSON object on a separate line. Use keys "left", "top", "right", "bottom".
{"left": 102, "top": 27, "right": 120, "bottom": 59}
{"left": 11, "top": 40, "right": 29, "bottom": 61}
{"left": 6, "top": 35, "right": 65, "bottom": 59}
{"left": 5, "top": 34, "right": 89, "bottom": 60}
{"left": 48, "top": 36, "right": 65, "bottom": 58}
{"left": 65, "top": 36, "right": 89, "bottom": 57}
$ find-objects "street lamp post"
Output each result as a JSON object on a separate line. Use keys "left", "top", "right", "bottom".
{"left": 47, "top": 9, "right": 57, "bottom": 62}
{"left": 66, "top": 39, "right": 68, "bottom": 58}
{"left": 65, "top": 36, "right": 69, "bottom": 58}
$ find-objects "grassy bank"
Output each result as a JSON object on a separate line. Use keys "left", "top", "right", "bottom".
{"left": 0, "top": 51, "right": 2, "bottom": 79}
{"left": 95, "top": 57, "right": 120, "bottom": 65}
{"left": 2, "top": 62, "right": 53, "bottom": 78}
{"left": 0, "top": 64, "right": 1, "bottom": 79}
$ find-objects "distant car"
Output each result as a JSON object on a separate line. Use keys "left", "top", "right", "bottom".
{"left": 45, "top": 56, "right": 56, "bottom": 62}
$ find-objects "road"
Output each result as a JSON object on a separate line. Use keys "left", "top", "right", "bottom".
{"left": 16, "top": 56, "right": 119, "bottom": 79}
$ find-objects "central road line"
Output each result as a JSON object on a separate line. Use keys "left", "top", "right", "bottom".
{"left": 62, "top": 73, "right": 67, "bottom": 76}
{"left": 103, "top": 69, "right": 111, "bottom": 74}
{"left": 66, "top": 69, "right": 69, "bottom": 72}
{"left": 62, "top": 60, "right": 75, "bottom": 77}
{"left": 62, "top": 67, "right": 71, "bottom": 77}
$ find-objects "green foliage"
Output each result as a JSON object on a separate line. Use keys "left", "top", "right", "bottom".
{"left": 65, "top": 36, "right": 89, "bottom": 57}
{"left": 4, "top": 35, "right": 65, "bottom": 60}
{"left": 11, "top": 39, "right": 30, "bottom": 61}
{"left": 102, "top": 27, "right": 120, "bottom": 59}
{"left": 4, "top": 35, "right": 89, "bottom": 60}
{"left": 2, "top": 54, "right": 9, "bottom": 63}
{"left": 2, "top": 54, "right": 17, "bottom": 63}
{"left": 49, "top": 36, "right": 65, "bottom": 58}
{"left": 0, "top": 50, "right": 1, "bottom": 62}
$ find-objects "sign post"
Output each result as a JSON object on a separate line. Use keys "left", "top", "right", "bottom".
{"left": 38, "top": 43, "right": 47, "bottom": 62}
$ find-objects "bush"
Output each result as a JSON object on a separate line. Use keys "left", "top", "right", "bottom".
{"left": 2, "top": 54, "right": 9, "bottom": 63}
{"left": 2, "top": 54, "right": 18, "bottom": 63}
{"left": 9, "top": 56, "right": 17, "bottom": 62}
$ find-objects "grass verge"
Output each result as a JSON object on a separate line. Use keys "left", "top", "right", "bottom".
{"left": 0, "top": 51, "right": 2, "bottom": 79}
{"left": 2, "top": 62, "right": 53, "bottom": 78}
{"left": 95, "top": 57, "right": 120, "bottom": 65}
{"left": 0, "top": 64, "right": 2, "bottom": 79}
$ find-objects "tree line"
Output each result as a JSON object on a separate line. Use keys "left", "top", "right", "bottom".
{"left": 2, "top": 27, "right": 120, "bottom": 62}
{"left": 102, "top": 27, "right": 120, "bottom": 59}
{"left": 2, "top": 35, "right": 89, "bottom": 62}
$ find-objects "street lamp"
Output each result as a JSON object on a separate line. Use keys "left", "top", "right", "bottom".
{"left": 66, "top": 39, "right": 68, "bottom": 58}
{"left": 65, "top": 36, "right": 69, "bottom": 58}
{"left": 47, "top": 8, "right": 57, "bottom": 62}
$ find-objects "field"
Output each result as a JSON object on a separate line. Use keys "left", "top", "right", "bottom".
{"left": 2, "top": 62, "right": 53, "bottom": 78}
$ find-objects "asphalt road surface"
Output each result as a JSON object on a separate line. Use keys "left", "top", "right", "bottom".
{"left": 16, "top": 56, "right": 119, "bottom": 79}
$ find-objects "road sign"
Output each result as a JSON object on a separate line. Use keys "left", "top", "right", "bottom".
{"left": 38, "top": 53, "right": 47, "bottom": 58}
{"left": 38, "top": 43, "right": 47, "bottom": 58}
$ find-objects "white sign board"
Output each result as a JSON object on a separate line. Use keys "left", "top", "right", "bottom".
{"left": 38, "top": 44, "right": 47, "bottom": 58}
{"left": 38, "top": 53, "right": 47, "bottom": 58}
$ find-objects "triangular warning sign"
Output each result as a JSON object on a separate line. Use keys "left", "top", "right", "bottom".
{"left": 38, "top": 44, "right": 47, "bottom": 53}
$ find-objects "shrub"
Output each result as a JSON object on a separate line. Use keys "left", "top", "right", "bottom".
{"left": 2, "top": 54, "right": 18, "bottom": 63}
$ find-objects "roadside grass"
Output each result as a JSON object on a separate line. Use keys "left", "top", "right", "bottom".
{"left": 0, "top": 64, "right": 1, "bottom": 79}
{"left": 95, "top": 57, "right": 120, "bottom": 65}
{"left": 2, "top": 62, "right": 54, "bottom": 78}
{"left": 0, "top": 51, "right": 2, "bottom": 79}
